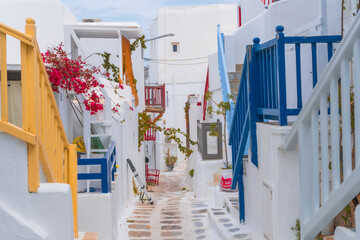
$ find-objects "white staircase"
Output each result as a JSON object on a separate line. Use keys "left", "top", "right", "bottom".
{"left": 83, "top": 88, "right": 113, "bottom": 155}
{"left": 284, "top": 13, "right": 360, "bottom": 239}
{"left": 0, "top": 133, "right": 74, "bottom": 240}
{"left": 80, "top": 87, "right": 114, "bottom": 192}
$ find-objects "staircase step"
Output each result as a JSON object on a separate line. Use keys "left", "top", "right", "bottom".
{"left": 91, "top": 121, "right": 111, "bottom": 126}
{"left": 224, "top": 196, "right": 239, "bottom": 221}
{"left": 236, "top": 64, "right": 243, "bottom": 72}
{"left": 334, "top": 227, "right": 356, "bottom": 240}
{"left": 208, "top": 207, "right": 265, "bottom": 240}
{"left": 91, "top": 133, "right": 111, "bottom": 138}
{"left": 76, "top": 232, "right": 99, "bottom": 240}
{"left": 90, "top": 149, "right": 109, "bottom": 153}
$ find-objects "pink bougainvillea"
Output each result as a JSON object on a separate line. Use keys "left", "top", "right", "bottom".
{"left": 42, "top": 43, "right": 106, "bottom": 115}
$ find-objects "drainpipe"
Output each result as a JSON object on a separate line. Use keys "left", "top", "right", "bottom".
{"left": 321, "top": 0, "right": 328, "bottom": 35}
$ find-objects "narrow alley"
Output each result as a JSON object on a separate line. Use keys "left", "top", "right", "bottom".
{"left": 118, "top": 161, "right": 253, "bottom": 240}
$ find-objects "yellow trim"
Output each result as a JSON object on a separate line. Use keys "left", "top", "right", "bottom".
{"left": 0, "top": 19, "right": 78, "bottom": 237}
{"left": 0, "top": 121, "right": 36, "bottom": 144}
{"left": 0, "top": 32, "right": 8, "bottom": 122}
{"left": 0, "top": 22, "right": 33, "bottom": 46}
{"left": 39, "top": 141, "right": 56, "bottom": 183}
{"left": 69, "top": 144, "right": 78, "bottom": 238}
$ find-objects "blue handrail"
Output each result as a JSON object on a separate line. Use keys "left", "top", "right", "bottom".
{"left": 228, "top": 25, "right": 341, "bottom": 223}
{"left": 78, "top": 142, "right": 117, "bottom": 193}
{"left": 217, "top": 25, "right": 234, "bottom": 132}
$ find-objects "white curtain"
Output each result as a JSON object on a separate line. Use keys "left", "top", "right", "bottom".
{"left": 0, "top": 80, "right": 22, "bottom": 127}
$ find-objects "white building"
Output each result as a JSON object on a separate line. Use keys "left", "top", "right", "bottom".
{"left": 148, "top": 4, "right": 237, "bottom": 171}
{"left": 201, "top": 0, "right": 360, "bottom": 239}
{"left": 0, "top": 0, "right": 145, "bottom": 239}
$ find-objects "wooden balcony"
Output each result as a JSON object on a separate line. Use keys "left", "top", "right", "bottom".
{"left": 144, "top": 127, "right": 156, "bottom": 141}
{"left": 145, "top": 85, "right": 165, "bottom": 113}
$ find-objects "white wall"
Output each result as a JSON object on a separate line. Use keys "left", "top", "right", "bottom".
{"left": 238, "top": 0, "right": 265, "bottom": 26}
{"left": 0, "top": 132, "right": 74, "bottom": 240}
{"left": 243, "top": 123, "right": 300, "bottom": 240}
{"left": 149, "top": 4, "right": 237, "bottom": 167}
{"left": 78, "top": 194, "right": 115, "bottom": 240}
{"left": 151, "top": 4, "right": 237, "bottom": 85}
{"left": 0, "top": 0, "right": 77, "bottom": 64}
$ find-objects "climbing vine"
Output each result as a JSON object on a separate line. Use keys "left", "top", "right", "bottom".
{"left": 97, "top": 52, "right": 120, "bottom": 83}
{"left": 130, "top": 35, "right": 147, "bottom": 52}
{"left": 205, "top": 91, "right": 232, "bottom": 168}
{"left": 138, "top": 112, "right": 197, "bottom": 157}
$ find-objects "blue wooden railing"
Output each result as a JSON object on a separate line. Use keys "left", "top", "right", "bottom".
{"left": 78, "top": 142, "right": 116, "bottom": 193}
{"left": 217, "top": 24, "right": 235, "bottom": 132}
{"left": 229, "top": 25, "right": 341, "bottom": 222}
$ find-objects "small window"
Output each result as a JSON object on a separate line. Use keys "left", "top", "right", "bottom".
{"left": 171, "top": 42, "right": 179, "bottom": 53}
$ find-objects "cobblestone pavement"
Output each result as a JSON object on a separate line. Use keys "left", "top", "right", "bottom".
{"left": 119, "top": 162, "right": 220, "bottom": 240}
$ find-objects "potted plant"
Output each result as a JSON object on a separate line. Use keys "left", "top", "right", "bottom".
{"left": 164, "top": 149, "right": 177, "bottom": 172}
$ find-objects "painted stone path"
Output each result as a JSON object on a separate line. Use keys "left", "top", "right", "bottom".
{"left": 120, "top": 163, "right": 256, "bottom": 240}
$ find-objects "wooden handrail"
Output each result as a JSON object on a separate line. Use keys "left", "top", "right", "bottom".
{"left": 0, "top": 18, "right": 78, "bottom": 238}
{"left": 0, "top": 22, "right": 33, "bottom": 46}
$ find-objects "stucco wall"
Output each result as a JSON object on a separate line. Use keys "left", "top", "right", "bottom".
{"left": 149, "top": 5, "right": 237, "bottom": 167}
{"left": 243, "top": 123, "right": 300, "bottom": 240}
{"left": 78, "top": 194, "right": 115, "bottom": 240}
{"left": 0, "top": 0, "right": 77, "bottom": 64}
{"left": 0, "top": 132, "right": 74, "bottom": 240}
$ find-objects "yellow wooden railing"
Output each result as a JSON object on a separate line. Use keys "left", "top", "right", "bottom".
{"left": 0, "top": 19, "right": 78, "bottom": 237}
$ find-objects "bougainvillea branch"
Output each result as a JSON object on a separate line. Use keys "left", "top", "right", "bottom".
{"left": 42, "top": 43, "right": 105, "bottom": 115}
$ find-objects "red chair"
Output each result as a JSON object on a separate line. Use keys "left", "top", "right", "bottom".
{"left": 145, "top": 163, "right": 160, "bottom": 185}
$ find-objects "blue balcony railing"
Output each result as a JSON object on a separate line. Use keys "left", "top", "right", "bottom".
{"left": 78, "top": 142, "right": 116, "bottom": 193}
{"left": 229, "top": 25, "right": 341, "bottom": 222}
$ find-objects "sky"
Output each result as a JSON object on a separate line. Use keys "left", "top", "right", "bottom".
{"left": 61, "top": 0, "right": 236, "bottom": 34}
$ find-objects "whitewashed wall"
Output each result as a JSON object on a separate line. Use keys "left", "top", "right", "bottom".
{"left": 0, "top": 0, "right": 76, "bottom": 64}
{"left": 0, "top": 133, "right": 74, "bottom": 240}
{"left": 149, "top": 4, "right": 237, "bottom": 167}
{"left": 243, "top": 123, "right": 300, "bottom": 240}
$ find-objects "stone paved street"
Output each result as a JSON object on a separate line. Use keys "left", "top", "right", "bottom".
{"left": 118, "top": 161, "right": 259, "bottom": 240}
{"left": 119, "top": 162, "right": 221, "bottom": 240}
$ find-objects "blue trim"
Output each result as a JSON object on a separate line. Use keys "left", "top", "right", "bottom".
{"left": 227, "top": 24, "right": 341, "bottom": 224}
{"left": 276, "top": 27, "right": 288, "bottom": 126}
{"left": 78, "top": 173, "right": 102, "bottom": 180}
{"left": 284, "top": 35, "right": 342, "bottom": 44}
{"left": 217, "top": 25, "right": 234, "bottom": 132}
{"left": 77, "top": 142, "right": 117, "bottom": 193}
{"left": 327, "top": 42, "right": 333, "bottom": 61}
{"left": 254, "top": 39, "right": 277, "bottom": 51}
{"left": 311, "top": 43, "right": 318, "bottom": 88}
{"left": 295, "top": 43, "right": 302, "bottom": 109}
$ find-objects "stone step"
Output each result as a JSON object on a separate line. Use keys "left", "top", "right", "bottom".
{"left": 334, "top": 204, "right": 360, "bottom": 240}
{"left": 236, "top": 64, "right": 243, "bottom": 72}
{"left": 228, "top": 73, "right": 241, "bottom": 82}
{"left": 208, "top": 207, "right": 265, "bottom": 240}
{"left": 90, "top": 121, "right": 111, "bottom": 126}
{"left": 76, "top": 232, "right": 99, "bottom": 240}
{"left": 224, "top": 196, "right": 239, "bottom": 221}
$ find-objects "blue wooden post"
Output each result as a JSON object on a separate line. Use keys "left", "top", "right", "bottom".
{"left": 275, "top": 26, "right": 288, "bottom": 126}
{"left": 101, "top": 160, "right": 108, "bottom": 193}
{"left": 249, "top": 38, "right": 261, "bottom": 167}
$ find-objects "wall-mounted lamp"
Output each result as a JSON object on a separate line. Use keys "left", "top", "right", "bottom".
{"left": 145, "top": 33, "right": 175, "bottom": 42}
